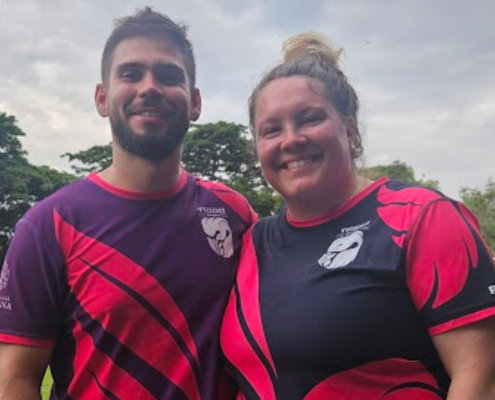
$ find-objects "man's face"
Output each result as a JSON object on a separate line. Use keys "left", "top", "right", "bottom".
{"left": 95, "top": 36, "right": 201, "bottom": 161}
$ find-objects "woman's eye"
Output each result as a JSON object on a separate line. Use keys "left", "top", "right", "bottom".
{"left": 304, "top": 115, "right": 323, "bottom": 125}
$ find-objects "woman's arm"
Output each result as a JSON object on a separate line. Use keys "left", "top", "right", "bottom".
{"left": 432, "top": 316, "right": 495, "bottom": 400}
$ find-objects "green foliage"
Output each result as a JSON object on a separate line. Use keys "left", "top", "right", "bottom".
{"left": 361, "top": 160, "right": 440, "bottom": 189}
{"left": 460, "top": 179, "right": 495, "bottom": 253}
{"left": 183, "top": 122, "right": 259, "bottom": 182}
{"left": 63, "top": 143, "right": 112, "bottom": 175}
{"left": 0, "top": 112, "right": 75, "bottom": 264}
{"left": 0, "top": 112, "right": 27, "bottom": 160}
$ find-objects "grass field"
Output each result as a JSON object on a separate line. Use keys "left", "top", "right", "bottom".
{"left": 41, "top": 369, "right": 53, "bottom": 400}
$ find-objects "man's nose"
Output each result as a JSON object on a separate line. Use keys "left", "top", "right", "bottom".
{"left": 138, "top": 73, "right": 161, "bottom": 98}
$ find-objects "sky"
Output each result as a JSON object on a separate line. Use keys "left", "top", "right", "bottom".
{"left": 0, "top": 0, "right": 494, "bottom": 198}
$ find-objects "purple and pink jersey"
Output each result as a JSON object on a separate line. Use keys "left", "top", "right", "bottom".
{"left": 221, "top": 178, "right": 495, "bottom": 399}
{"left": 0, "top": 170, "right": 256, "bottom": 400}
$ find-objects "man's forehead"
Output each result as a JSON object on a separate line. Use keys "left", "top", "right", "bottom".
{"left": 111, "top": 36, "right": 184, "bottom": 68}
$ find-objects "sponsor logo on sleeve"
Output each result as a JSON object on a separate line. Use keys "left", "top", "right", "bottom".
{"left": 489, "top": 285, "right": 495, "bottom": 295}
{"left": 197, "top": 207, "right": 234, "bottom": 258}
{"left": 0, "top": 262, "right": 12, "bottom": 311}
{"left": 318, "top": 221, "right": 370, "bottom": 270}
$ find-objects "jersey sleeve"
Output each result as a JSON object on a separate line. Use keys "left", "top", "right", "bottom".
{"left": 405, "top": 198, "right": 495, "bottom": 336}
{"left": 0, "top": 210, "right": 66, "bottom": 347}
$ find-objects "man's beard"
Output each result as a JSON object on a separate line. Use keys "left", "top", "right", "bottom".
{"left": 109, "top": 109, "right": 190, "bottom": 161}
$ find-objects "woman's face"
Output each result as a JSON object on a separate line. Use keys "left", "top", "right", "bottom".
{"left": 254, "top": 75, "right": 355, "bottom": 213}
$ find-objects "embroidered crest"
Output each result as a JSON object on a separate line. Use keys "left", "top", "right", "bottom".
{"left": 318, "top": 230, "right": 364, "bottom": 270}
{"left": 201, "top": 217, "right": 234, "bottom": 258}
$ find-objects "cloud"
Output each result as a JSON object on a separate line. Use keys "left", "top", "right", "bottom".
{"left": 0, "top": 0, "right": 493, "bottom": 199}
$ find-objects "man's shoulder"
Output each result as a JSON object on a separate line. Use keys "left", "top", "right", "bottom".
{"left": 22, "top": 176, "right": 94, "bottom": 222}
{"left": 191, "top": 175, "right": 257, "bottom": 225}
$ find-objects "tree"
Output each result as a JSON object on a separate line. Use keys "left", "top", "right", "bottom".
{"left": 62, "top": 144, "right": 112, "bottom": 175}
{"left": 460, "top": 179, "right": 495, "bottom": 253}
{"left": 0, "top": 112, "right": 75, "bottom": 264}
{"left": 361, "top": 160, "right": 440, "bottom": 189}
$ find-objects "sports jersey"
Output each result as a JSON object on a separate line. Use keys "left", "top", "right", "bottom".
{"left": 221, "top": 177, "right": 495, "bottom": 400}
{"left": 0, "top": 170, "right": 256, "bottom": 400}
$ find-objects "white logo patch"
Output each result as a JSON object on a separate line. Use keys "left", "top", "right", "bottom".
{"left": 489, "top": 285, "right": 495, "bottom": 295}
{"left": 0, "top": 263, "right": 10, "bottom": 292}
{"left": 201, "top": 217, "right": 234, "bottom": 258}
{"left": 318, "top": 230, "right": 364, "bottom": 270}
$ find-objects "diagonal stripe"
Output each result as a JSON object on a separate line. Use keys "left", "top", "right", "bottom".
{"left": 236, "top": 232, "right": 277, "bottom": 376}
{"left": 53, "top": 210, "right": 199, "bottom": 363}
{"left": 54, "top": 211, "right": 200, "bottom": 400}
{"left": 69, "top": 315, "right": 155, "bottom": 400}
{"left": 221, "top": 290, "right": 276, "bottom": 400}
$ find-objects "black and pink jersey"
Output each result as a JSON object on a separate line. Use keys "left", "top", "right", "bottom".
{"left": 0, "top": 170, "right": 256, "bottom": 400}
{"left": 221, "top": 178, "right": 495, "bottom": 400}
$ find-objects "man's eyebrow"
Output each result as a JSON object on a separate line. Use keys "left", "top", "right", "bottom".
{"left": 154, "top": 63, "right": 185, "bottom": 76}
{"left": 115, "top": 62, "right": 184, "bottom": 74}
{"left": 115, "top": 62, "right": 143, "bottom": 71}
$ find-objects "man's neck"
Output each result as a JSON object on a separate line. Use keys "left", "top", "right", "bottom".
{"left": 98, "top": 146, "right": 183, "bottom": 193}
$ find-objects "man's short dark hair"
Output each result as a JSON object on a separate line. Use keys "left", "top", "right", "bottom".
{"left": 101, "top": 7, "right": 196, "bottom": 89}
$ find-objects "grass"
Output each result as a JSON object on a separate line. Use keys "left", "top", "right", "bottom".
{"left": 41, "top": 369, "right": 53, "bottom": 400}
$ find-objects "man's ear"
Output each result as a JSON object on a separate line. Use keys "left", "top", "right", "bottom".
{"left": 190, "top": 88, "right": 202, "bottom": 121}
{"left": 95, "top": 83, "right": 109, "bottom": 117}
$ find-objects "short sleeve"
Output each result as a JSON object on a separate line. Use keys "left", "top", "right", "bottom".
{"left": 0, "top": 212, "right": 66, "bottom": 347}
{"left": 405, "top": 199, "right": 495, "bottom": 336}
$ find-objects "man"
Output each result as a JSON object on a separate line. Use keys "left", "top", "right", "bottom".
{"left": 0, "top": 7, "right": 255, "bottom": 400}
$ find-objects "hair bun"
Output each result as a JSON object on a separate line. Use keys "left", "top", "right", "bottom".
{"left": 282, "top": 32, "right": 342, "bottom": 67}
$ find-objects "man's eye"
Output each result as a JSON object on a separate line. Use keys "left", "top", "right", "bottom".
{"left": 120, "top": 70, "right": 141, "bottom": 81}
{"left": 157, "top": 72, "right": 183, "bottom": 85}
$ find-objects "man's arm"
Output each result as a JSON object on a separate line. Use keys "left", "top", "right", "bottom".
{"left": 432, "top": 316, "right": 495, "bottom": 400}
{"left": 0, "top": 343, "right": 53, "bottom": 400}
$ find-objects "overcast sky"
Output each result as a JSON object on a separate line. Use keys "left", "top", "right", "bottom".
{"left": 1, "top": 0, "right": 494, "bottom": 198}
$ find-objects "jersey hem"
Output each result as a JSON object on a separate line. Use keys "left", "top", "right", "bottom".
{"left": 429, "top": 305, "right": 495, "bottom": 336}
{"left": 0, "top": 332, "right": 55, "bottom": 347}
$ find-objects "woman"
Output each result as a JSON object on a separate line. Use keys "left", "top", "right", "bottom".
{"left": 221, "top": 33, "right": 495, "bottom": 399}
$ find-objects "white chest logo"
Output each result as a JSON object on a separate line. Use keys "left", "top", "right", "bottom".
{"left": 318, "top": 231, "right": 364, "bottom": 270}
{"left": 0, "top": 263, "right": 10, "bottom": 292}
{"left": 201, "top": 217, "right": 234, "bottom": 258}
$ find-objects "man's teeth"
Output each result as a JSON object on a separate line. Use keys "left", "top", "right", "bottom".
{"left": 286, "top": 158, "right": 313, "bottom": 169}
{"left": 139, "top": 111, "right": 162, "bottom": 117}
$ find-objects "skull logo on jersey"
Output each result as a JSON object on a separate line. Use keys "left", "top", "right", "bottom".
{"left": 0, "top": 263, "right": 10, "bottom": 292}
{"left": 318, "top": 231, "right": 364, "bottom": 270}
{"left": 201, "top": 217, "right": 234, "bottom": 258}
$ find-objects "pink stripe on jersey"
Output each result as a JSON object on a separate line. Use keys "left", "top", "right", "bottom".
{"left": 68, "top": 317, "right": 156, "bottom": 400}
{"left": 429, "top": 306, "right": 495, "bottom": 336}
{"left": 221, "top": 290, "right": 276, "bottom": 400}
{"left": 236, "top": 231, "right": 277, "bottom": 376}
{"left": 0, "top": 332, "right": 55, "bottom": 348}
